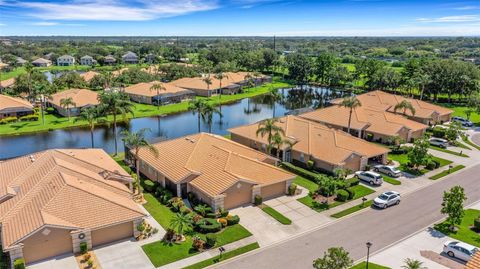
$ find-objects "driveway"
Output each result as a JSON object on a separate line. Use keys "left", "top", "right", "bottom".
{"left": 94, "top": 239, "right": 154, "bottom": 269}
{"left": 27, "top": 254, "right": 78, "bottom": 269}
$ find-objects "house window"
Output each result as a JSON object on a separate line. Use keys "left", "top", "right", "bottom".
{"left": 300, "top": 153, "right": 305, "bottom": 162}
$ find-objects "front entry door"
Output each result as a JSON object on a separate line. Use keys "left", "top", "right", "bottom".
{"left": 181, "top": 183, "right": 188, "bottom": 198}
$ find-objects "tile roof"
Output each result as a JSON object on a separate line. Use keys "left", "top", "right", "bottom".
{"left": 230, "top": 115, "right": 389, "bottom": 166}
{"left": 170, "top": 72, "right": 261, "bottom": 92}
{"left": 0, "top": 149, "right": 144, "bottom": 250}
{"left": 0, "top": 78, "right": 15, "bottom": 88}
{"left": 137, "top": 133, "right": 294, "bottom": 198}
{"left": 331, "top": 90, "right": 453, "bottom": 119}
{"left": 49, "top": 88, "right": 100, "bottom": 108}
{"left": 80, "top": 71, "right": 100, "bottom": 82}
{"left": 466, "top": 252, "right": 480, "bottom": 269}
{"left": 300, "top": 105, "right": 427, "bottom": 137}
{"left": 0, "top": 94, "right": 33, "bottom": 112}
{"left": 124, "top": 81, "right": 193, "bottom": 98}
{"left": 32, "top": 58, "right": 51, "bottom": 64}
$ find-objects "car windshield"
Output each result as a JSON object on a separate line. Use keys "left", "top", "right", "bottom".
{"left": 378, "top": 194, "right": 389, "bottom": 200}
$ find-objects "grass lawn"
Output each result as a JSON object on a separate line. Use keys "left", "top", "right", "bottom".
{"left": 298, "top": 185, "right": 375, "bottom": 212}
{"left": 143, "top": 193, "right": 176, "bottom": 229}
{"left": 261, "top": 206, "right": 292, "bottom": 225}
{"left": 388, "top": 153, "right": 453, "bottom": 176}
{"left": 293, "top": 176, "right": 319, "bottom": 192}
{"left": 182, "top": 242, "right": 260, "bottom": 269}
{"left": 0, "top": 79, "right": 292, "bottom": 136}
{"left": 331, "top": 200, "right": 373, "bottom": 218}
{"left": 463, "top": 136, "right": 480, "bottom": 150}
{"left": 429, "top": 145, "right": 469, "bottom": 158}
{"left": 351, "top": 261, "right": 391, "bottom": 269}
{"left": 382, "top": 175, "right": 401, "bottom": 185}
{"left": 434, "top": 209, "right": 480, "bottom": 247}
{"left": 455, "top": 141, "right": 471, "bottom": 150}
{"left": 448, "top": 105, "right": 480, "bottom": 125}
{"left": 429, "top": 165, "right": 466, "bottom": 180}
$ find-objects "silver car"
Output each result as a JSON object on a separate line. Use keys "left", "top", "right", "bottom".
{"left": 443, "top": 241, "right": 478, "bottom": 262}
{"left": 373, "top": 191, "right": 400, "bottom": 209}
{"left": 429, "top": 138, "right": 448, "bottom": 148}
{"left": 373, "top": 165, "right": 402, "bottom": 177}
{"left": 355, "top": 171, "right": 383, "bottom": 185}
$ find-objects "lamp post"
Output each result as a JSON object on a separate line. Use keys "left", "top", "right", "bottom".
{"left": 366, "top": 242, "right": 372, "bottom": 269}
{"left": 218, "top": 246, "right": 226, "bottom": 259}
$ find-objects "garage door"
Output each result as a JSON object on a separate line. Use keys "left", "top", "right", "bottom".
{"left": 261, "top": 182, "right": 285, "bottom": 200}
{"left": 23, "top": 228, "right": 73, "bottom": 264}
{"left": 223, "top": 182, "right": 253, "bottom": 209}
{"left": 92, "top": 222, "right": 133, "bottom": 247}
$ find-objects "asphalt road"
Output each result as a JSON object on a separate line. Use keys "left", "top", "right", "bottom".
{"left": 215, "top": 163, "right": 480, "bottom": 269}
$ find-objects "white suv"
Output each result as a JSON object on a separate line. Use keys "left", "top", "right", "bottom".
{"left": 443, "top": 241, "right": 478, "bottom": 262}
{"left": 373, "top": 191, "right": 401, "bottom": 209}
{"left": 355, "top": 171, "right": 383, "bottom": 185}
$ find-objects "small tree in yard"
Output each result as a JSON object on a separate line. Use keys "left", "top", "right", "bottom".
{"left": 318, "top": 177, "right": 337, "bottom": 198}
{"left": 445, "top": 121, "right": 461, "bottom": 142}
{"left": 407, "top": 137, "right": 431, "bottom": 169}
{"left": 402, "top": 258, "right": 427, "bottom": 269}
{"left": 312, "top": 247, "right": 353, "bottom": 269}
{"left": 441, "top": 186, "right": 467, "bottom": 231}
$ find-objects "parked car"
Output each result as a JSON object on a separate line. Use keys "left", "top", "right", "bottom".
{"left": 355, "top": 171, "right": 383, "bottom": 185}
{"left": 443, "top": 241, "right": 478, "bottom": 262}
{"left": 429, "top": 138, "right": 449, "bottom": 148}
{"left": 452, "top": 116, "right": 474, "bottom": 127}
{"left": 373, "top": 165, "right": 402, "bottom": 177}
{"left": 373, "top": 191, "right": 401, "bottom": 208}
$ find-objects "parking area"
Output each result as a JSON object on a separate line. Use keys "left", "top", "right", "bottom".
{"left": 26, "top": 253, "right": 78, "bottom": 269}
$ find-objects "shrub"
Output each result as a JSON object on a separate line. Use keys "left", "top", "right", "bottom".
{"left": 19, "top": 114, "right": 38, "bottom": 122}
{"left": 197, "top": 218, "right": 222, "bottom": 233}
{"left": 0, "top": 116, "right": 17, "bottom": 125}
{"left": 79, "top": 242, "right": 88, "bottom": 254}
{"left": 142, "top": 179, "right": 156, "bottom": 193}
{"left": 364, "top": 164, "right": 371, "bottom": 171}
{"left": 161, "top": 193, "right": 172, "bottom": 204}
{"left": 433, "top": 160, "right": 440, "bottom": 169}
{"left": 366, "top": 133, "right": 374, "bottom": 141}
{"left": 87, "top": 260, "right": 93, "bottom": 267}
{"left": 218, "top": 218, "right": 228, "bottom": 227}
{"left": 192, "top": 236, "right": 206, "bottom": 251}
{"left": 206, "top": 233, "right": 217, "bottom": 247}
{"left": 336, "top": 189, "right": 349, "bottom": 202}
{"left": 288, "top": 183, "right": 297, "bottom": 196}
{"left": 425, "top": 161, "right": 436, "bottom": 170}
{"left": 218, "top": 208, "right": 229, "bottom": 218}
{"left": 206, "top": 212, "right": 218, "bottom": 219}
{"left": 136, "top": 222, "right": 146, "bottom": 232}
{"left": 180, "top": 206, "right": 191, "bottom": 215}
{"left": 226, "top": 214, "right": 240, "bottom": 225}
{"left": 307, "top": 160, "right": 314, "bottom": 170}
{"left": 163, "top": 229, "right": 175, "bottom": 241}
{"left": 432, "top": 127, "right": 446, "bottom": 138}
{"left": 474, "top": 216, "right": 480, "bottom": 230}
{"left": 254, "top": 194, "right": 262, "bottom": 206}
{"left": 345, "top": 177, "right": 359, "bottom": 187}
{"left": 281, "top": 162, "right": 322, "bottom": 183}
{"left": 14, "top": 258, "right": 25, "bottom": 269}
{"left": 346, "top": 188, "right": 356, "bottom": 200}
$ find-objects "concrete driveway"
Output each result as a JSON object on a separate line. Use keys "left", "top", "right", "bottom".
{"left": 94, "top": 239, "right": 154, "bottom": 269}
{"left": 27, "top": 254, "right": 78, "bottom": 269}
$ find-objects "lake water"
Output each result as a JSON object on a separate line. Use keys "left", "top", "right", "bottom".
{"left": 0, "top": 86, "right": 349, "bottom": 159}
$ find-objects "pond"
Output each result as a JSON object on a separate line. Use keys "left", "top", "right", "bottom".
{"left": 43, "top": 70, "right": 85, "bottom": 83}
{"left": 0, "top": 86, "right": 349, "bottom": 159}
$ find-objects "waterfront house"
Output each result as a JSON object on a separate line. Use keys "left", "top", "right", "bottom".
{"left": 103, "top": 55, "right": 117, "bottom": 65}
{"left": 48, "top": 89, "right": 100, "bottom": 117}
{"left": 57, "top": 55, "right": 75, "bottom": 66}
{"left": 172, "top": 75, "right": 241, "bottom": 97}
{"left": 80, "top": 55, "right": 96, "bottom": 66}
{"left": 135, "top": 133, "right": 295, "bottom": 210}
{"left": 124, "top": 81, "right": 194, "bottom": 105}
{"left": 32, "top": 57, "right": 52, "bottom": 67}
{"left": 122, "top": 51, "right": 138, "bottom": 64}
{"left": 0, "top": 94, "right": 34, "bottom": 119}
{"left": 16, "top": 57, "right": 27, "bottom": 66}
{"left": 229, "top": 115, "right": 389, "bottom": 173}
{"left": 0, "top": 149, "right": 144, "bottom": 266}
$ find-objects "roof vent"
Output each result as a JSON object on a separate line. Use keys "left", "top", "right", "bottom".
{"left": 29, "top": 155, "right": 35, "bottom": 162}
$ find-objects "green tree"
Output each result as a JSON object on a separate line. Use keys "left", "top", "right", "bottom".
{"left": 150, "top": 82, "right": 166, "bottom": 109}
{"left": 121, "top": 128, "right": 159, "bottom": 194}
{"left": 189, "top": 99, "right": 207, "bottom": 133}
{"left": 394, "top": 100, "right": 416, "bottom": 116}
{"left": 32, "top": 83, "right": 53, "bottom": 125}
{"left": 387, "top": 135, "right": 405, "bottom": 150}
{"left": 312, "top": 247, "right": 353, "bottom": 269}
{"left": 60, "top": 97, "right": 76, "bottom": 122}
{"left": 407, "top": 137, "right": 431, "bottom": 169}
{"left": 441, "top": 186, "right": 466, "bottom": 231}
{"left": 285, "top": 53, "right": 313, "bottom": 85}
{"left": 193, "top": 204, "right": 211, "bottom": 217}
{"left": 318, "top": 177, "right": 337, "bottom": 198}
{"left": 214, "top": 72, "right": 229, "bottom": 113}
{"left": 445, "top": 121, "right": 461, "bottom": 142}
{"left": 169, "top": 212, "right": 193, "bottom": 239}
{"left": 315, "top": 52, "right": 336, "bottom": 84}
{"left": 340, "top": 96, "right": 362, "bottom": 134}
{"left": 203, "top": 76, "right": 213, "bottom": 96}
{"left": 271, "top": 132, "right": 294, "bottom": 160}
{"left": 98, "top": 91, "right": 134, "bottom": 155}
{"left": 401, "top": 258, "right": 427, "bottom": 269}
{"left": 256, "top": 118, "right": 285, "bottom": 155}
{"left": 201, "top": 102, "right": 222, "bottom": 133}
{"left": 77, "top": 107, "right": 104, "bottom": 148}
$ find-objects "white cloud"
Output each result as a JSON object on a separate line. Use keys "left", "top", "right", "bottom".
{"left": 454, "top": 6, "right": 480, "bottom": 10}
{"left": 0, "top": 23, "right": 5, "bottom": 26}
{"left": 416, "top": 15, "right": 480, "bottom": 23}
{"left": 32, "top": 21, "right": 59, "bottom": 26}
{"left": 19, "top": 0, "right": 219, "bottom": 21}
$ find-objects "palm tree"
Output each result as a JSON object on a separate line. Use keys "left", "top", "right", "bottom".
{"left": 60, "top": 97, "right": 76, "bottom": 122}
{"left": 201, "top": 102, "right": 222, "bottom": 133}
{"left": 214, "top": 72, "right": 229, "bottom": 113}
{"left": 401, "top": 258, "right": 427, "bottom": 269}
{"left": 189, "top": 99, "right": 207, "bottom": 133}
{"left": 98, "top": 91, "right": 134, "bottom": 156}
{"left": 394, "top": 100, "right": 416, "bottom": 116}
{"left": 256, "top": 118, "right": 285, "bottom": 155}
{"left": 77, "top": 107, "right": 104, "bottom": 148}
{"left": 150, "top": 82, "right": 166, "bottom": 109}
{"left": 193, "top": 204, "right": 211, "bottom": 217}
{"left": 121, "top": 128, "right": 159, "bottom": 194}
{"left": 32, "top": 83, "right": 52, "bottom": 125}
{"left": 340, "top": 96, "right": 361, "bottom": 134}
{"left": 169, "top": 212, "right": 193, "bottom": 239}
{"left": 271, "top": 132, "right": 294, "bottom": 160}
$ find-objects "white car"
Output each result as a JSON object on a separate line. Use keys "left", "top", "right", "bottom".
{"left": 429, "top": 138, "right": 448, "bottom": 148}
{"left": 355, "top": 171, "right": 383, "bottom": 185}
{"left": 373, "top": 165, "right": 402, "bottom": 177}
{"left": 443, "top": 241, "right": 478, "bottom": 262}
{"left": 373, "top": 191, "right": 401, "bottom": 209}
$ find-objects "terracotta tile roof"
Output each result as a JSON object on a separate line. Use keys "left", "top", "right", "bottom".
{"left": 0, "top": 78, "right": 15, "bottom": 88}
{"left": 230, "top": 115, "right": 389, "bottom": 166}
{"left": 112, "top": 68, "right": 128, "bottom": 77}
{"left": 331, "top": 90, "right": 453, "bottom": 119}
{"left": 466, "top": 252, "right": 480, "bottom": 269}
{"left": 0, "top": 149, "right": 144, "bottom": 250}
{"left": 32, "top": 57, "right": 51, "bottom": 65}
{"left": 49, "top": 88, "right": 100, "bottom": 108}
{"left": 80, "top": 71, "right": 100, "bottom": 82}
{"left": 300, "top": 105, "right": 427, "bottom": 137}
{"left": 0, "top": 94, "right": 33, "bottom": 112}
{"left": 124, "top": 81, "right": 193, "bottom": 97}
{"left": 137, "top": 133, "right": 294, "bottom": 198}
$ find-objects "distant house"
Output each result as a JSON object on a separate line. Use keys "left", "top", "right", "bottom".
{"left": 103, "top": 55, "right": 117, "bottom": 65}
{"left": 57, "top": 55, "right": 75, "bottom": 66}
{"left": 124, "top": 81, "right": 194, "bottom": 105}
{"left": 80, "top": 55, "right": 96, "bottom": 66}
{"left": 144, "top": 53, "right": 156, "bottom": 64}
{"left": 80, "top": 71, "right": 100, "bottom": 82}
{"left": 32, "top": 57, "right": 52, "bottom": 67}
{"left": 0, "top": 94, "right": 34, "bottom": 119}
{"left": 47, "top": 89, "right": 100, "bottom": 117}
{"left": 122, "top": 51, "right": 138, "bottom": 64}
{"left": 44, "top": 52, "right": 54, "bottom": 60}
{"left": 16, "top": 57, "right": 27, "bottom": 66}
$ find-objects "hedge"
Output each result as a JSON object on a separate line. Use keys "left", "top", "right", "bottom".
{"left": 143, "top": 179, "right": 156, "bottom": 193}
{"left": 13, "top": 259, "right": 25, "bottom": 269}
{"left": 281, "top": 162, "right": 331, "bottom": 183}
{"left": 254, "top": 195, "right": 262, "bottom": 205}
{"left": 336, "top": 189, "right": 349, "bottom": 202}
{"left": 196, "top": 218, "right": 222, "bottom": 233}
{"left": 432, "top": 127, "right": 446, "bottom": 138}
{"left": 205, "top": 233, "right": 217, "bottom": 247}
{"left": 19, "top": 114, "right": 39, "bottom": 121}
{"left": 0, "top": 116, "right": 17, "bottom": 125}
{"left": 226, "top": 215, "right": 240, "bottom": 226}
{"left": 474, "top": 216, "right": 480, "bottom": 230}
{"left": 345, "top": 177, "right": 360, "bottom": 187}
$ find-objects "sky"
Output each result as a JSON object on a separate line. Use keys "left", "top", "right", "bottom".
{"left": 0, "top": 0, "right": 480, "bottom": 36}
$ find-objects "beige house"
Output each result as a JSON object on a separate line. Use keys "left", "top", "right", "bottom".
{"left": 124, "top": 81, "right": 194, "bottom": 105}
{"left": 300, "top": 105, "right": 428, "bottom": 143}
{"left": 0, "top": 94, "right": 34, "bottom": 119}
{"left": 57, "top": 55, "right": 75, "bottom": 66}
{"left": 0, "top": 149, "right": 144, "bottom": 266}
{"left": 135, "top": 133, "right": 295, "bottom": 210}
{"left": 230, "top": 115, "right": 389, "bottom": 173}
{"left": 32, "top": 58, "right": 52, "bottom": 67}
{"left": 48, "top": 89, "right": 100, "bottom": 117}
{"left": 331, "top": 90, "right": 453, "bottom": 124}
